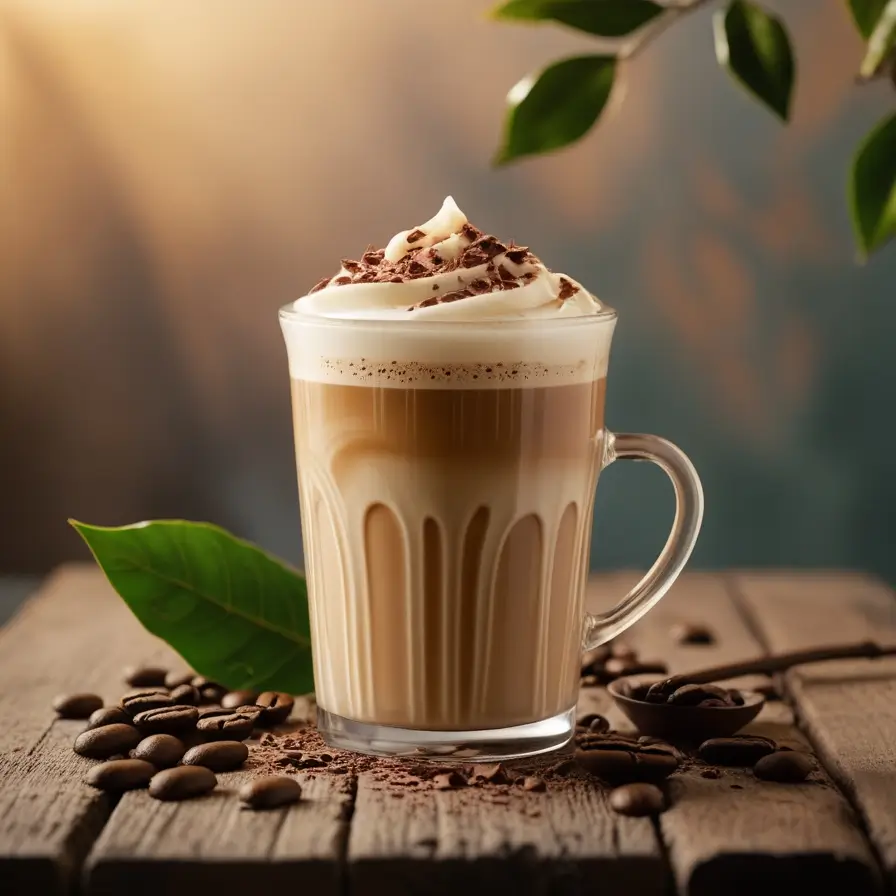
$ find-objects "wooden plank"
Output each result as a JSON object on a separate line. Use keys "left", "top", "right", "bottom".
{"left": 347, "top": 571, "right": 666, "bottom": 896}
{"left": 590, "top": 571, "right": 881, "bottom": 896}
{"left": 731, "top": 571, "right": 896, "bottom": 887}
{"left": 348, "top": 758, "right": 664, "bottom": 896}
{"left": 0, "top": 564, "right": 350, "bottom": 896}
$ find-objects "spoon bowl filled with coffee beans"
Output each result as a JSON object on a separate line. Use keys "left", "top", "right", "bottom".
{"left": 608, "top": 639, "right": 896, "bottom": 741}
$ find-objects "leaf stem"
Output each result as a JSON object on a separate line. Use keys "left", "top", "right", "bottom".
{"left": 619, "top": 0, "right": 717, "bottom": 60}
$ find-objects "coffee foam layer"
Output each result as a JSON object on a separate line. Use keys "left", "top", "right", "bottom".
{"left": 281, "top": 314, "right": 615, "bottom": 388}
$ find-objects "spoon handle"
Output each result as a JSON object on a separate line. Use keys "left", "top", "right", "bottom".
{"left": 660, "top": 640, "right": 896, "bottom": 690}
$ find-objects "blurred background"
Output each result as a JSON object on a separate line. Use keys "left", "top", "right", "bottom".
{"left": 2, "top": 0, "right": 895, "bottom": 586}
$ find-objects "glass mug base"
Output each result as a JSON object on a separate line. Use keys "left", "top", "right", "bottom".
{"left": 317, "top": 706, "right": 577, "bottom": 762}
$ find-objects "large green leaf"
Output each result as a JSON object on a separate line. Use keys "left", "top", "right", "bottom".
{"left": 848, "top": 112, "right": 896, "bottom": 258}
{"left": 492, "top": 0, "right": 664, "bottom": 38}
{"left": 495, "top": 55, "right": 615, "bottom": 165}
{"left": 714, "top": 0, "right": 795, "bottom": 121}
{"left": 71, "top": 519, "right": 313, "bottom": 694}
{"left": 859, "top": 0, "right": 896, "bottom": 77}
{"left": 848, "top": 0, "right": 889, "bottom": 38}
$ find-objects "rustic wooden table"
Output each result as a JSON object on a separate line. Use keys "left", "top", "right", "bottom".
{"left": 2, "top": 566, "right": 895, "bottom": 895}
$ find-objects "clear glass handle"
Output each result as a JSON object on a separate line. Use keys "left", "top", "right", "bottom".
{"left": 583, "top": 431, "right": 704, "bottom": 648}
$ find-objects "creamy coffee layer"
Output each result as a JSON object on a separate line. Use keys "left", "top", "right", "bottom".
{"left": 293, "top": 377, "right": 607, "bottom": 730}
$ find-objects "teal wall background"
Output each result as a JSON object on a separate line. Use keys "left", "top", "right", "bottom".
{"left": 1, "top": 0, "right": 894, "bottom": 580}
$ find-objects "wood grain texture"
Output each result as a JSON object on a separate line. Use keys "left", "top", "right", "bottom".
{"left": 348, "top": 764, "right": 664, "bottom": 896}
{"left": 590, "top": 572, "right": 881, "bottom": 896}
{"left": 0, "top": 565, "right": 351, "bottom": 896}
{"left": 732, "top": 571, "right": 896, "bottom": 886}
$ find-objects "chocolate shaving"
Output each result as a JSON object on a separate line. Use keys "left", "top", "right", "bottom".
{"left": 309, "top": 277, "right": 330, "bottom": 294}
{"left": 341, "top": 259, "right": 362, "bottom": 273}
{"left": 505, "top": 247, "right": 530, "bottom": 264}
{"left": 461, "top": 222, "right": 481, "bottom": 241}
{"left": 406, "top": 228, "right": 426, "bottom": 243}
{"left": 558, "top": 277, "right": 579, "bottom": 301}
{"left": 461, "top": 248, "right": 489, "bottom": 268}
{"left": 333, "top": 276, "right": 352, "bottom": 286}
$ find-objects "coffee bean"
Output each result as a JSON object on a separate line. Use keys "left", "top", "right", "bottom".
{"left": 522, "top": 776, "right": 546, "bottom": 792}
{"left": 53, "top": 693, "right": 103, "bottom": 719}
{"left": 74, "top": 723, "right": 142, "bottom": 759}
{"left": 432, "top": 771, "right": 467, "bottom": 790}
{"left": 123, "top": 666, "right": 168, "bottom": 688}
{"left": 239, "top": 776, "right": 302, "bottom": 809}
{"left": 149, "top": 765, "right": 217, "bottom": 801}
{"left": 86, "top": 759, "right": 156, "bottom": 792}
{"left": 133, "top": 734, "right": 186, "bottom": 768}
{"left": 164, "top": 670, "right": 194, "bottom": 689}
{"left": 669, "top": 622, "right": 715, "bottom": 645}
{"left": 581, "top": 645, "right": 611, "bottom": 673}
{"left": 610, "top": 642, "right": 638, "bottom": 660}
{"left": 191, "top": 677, "right": 227, "bottom": 704}
{"left": 576, "top": 713, "right": 609, "bottom": 734}
{"left": 470, "top": 763, "right": 510, "bottom": 784}
{"left": 698, "top": 736, "right": 777, "bottom": 767}
{"left": 120, "top": 689, "right": 174, "bottom": 718}
{"left": 133, "top": 705, "right": 198, "bottom": 736}
{"left": 86, "top": 706, "right": 132, "bottom": 730}
{"left": 255, "top": 692, "right": 295, "bottom": 726}
{"left": 633, "top": 751, "right": 679, "bottom": 782}
{"left": 609, "top": 783, "right": 665, "bottom": 817}
{"left": 222, "top": 690, "right": 259, "bottom": 710}
{"left": 169, "top": 685, "right": 200, "bottom": 706}
{"left": 575, "top": 749, "right": 637, "bottom": 781}
{"left": 182, "top": 741, "right": 249, "bottom": 772}
{"left": 667, "top": 684, "right": 734, "bottom": 707}
{"left": 196, "top": 709, "right": 257, "bottom": 741}
{"left": 576, "top": 736, "right": 639, "bottom": 752}
{"left": 753, "top": 751, "right": 814, "bottom": 783}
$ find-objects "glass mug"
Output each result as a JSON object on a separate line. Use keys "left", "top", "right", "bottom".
{"left": 280, "top": 304, "right": 703, "bottom": 759}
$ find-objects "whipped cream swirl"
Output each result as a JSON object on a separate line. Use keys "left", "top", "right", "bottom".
{"left": 297, "top": 197, "right": 602, "bottom": 321}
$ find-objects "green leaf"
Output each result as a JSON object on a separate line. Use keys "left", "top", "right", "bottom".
{"left": 859, "top": 0, "right": 896, "bottom": 77}
{"left": 71, "top": 519, "right": 313, "bottom": 695}
{"left": 495, "top": 55, "right": 615, "bottom": 165}
{"left": 492, "top": 0, "right": 664, "bottom": 38}
{"left": 848, "top": 0, "right": 889, "bottom": 38}
{"left": 848, "top": 111, "right": 896, "bottom": 258}
{"left": 714, "top": 0, "right": 795, "bottom": 121}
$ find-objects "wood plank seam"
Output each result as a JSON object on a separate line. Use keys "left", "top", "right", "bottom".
{"left": 723, "top": 572, "right": 890, "bottom": 886}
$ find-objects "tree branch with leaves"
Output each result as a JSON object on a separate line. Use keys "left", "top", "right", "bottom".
{"left": 492, "top": 0, "right": 896, "bottom": 259}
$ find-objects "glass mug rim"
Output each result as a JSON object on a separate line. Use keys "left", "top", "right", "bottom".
{"left": 278, "top": 301, "right": 618, "bottom": 330}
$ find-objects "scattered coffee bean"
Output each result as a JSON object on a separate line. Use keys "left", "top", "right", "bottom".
{"left": 164, "top": 670, "right": 194, "bottom": 689}
{"left": 120, "top": 689, "right": 174, "bottom": 718}
{"left": 86, "top": 706, "right": 132, "bottom": 730}
{"left": 522, "top": 776, "right": 546, "bottom": 792}
{"left": 149, "top": 765, "right": 217, "bottom": 801}
{"left": 53, "top": 693, "right": 103, "bottom": 720}
{"left": 132, "top": 734, "right": 186, "bottom": 768}
{"left": 575, "top": 749, "right": 637, "bottom": 781}
{"left": 239, "top": 776, "right": 302, "bottom": 809}
{"left": 74, "top": 723, "right": 142, "bottom": 759}
{"left": 168, "top": 684, "right": 200, "bottom": 706}
{"left": 581, "top": 645, "right": 611, "bottom": 672}
{"left": 196, "top": 709, "right": 257, "bottom": 741}
{"left": 669, "top": 622, "right": 715, "bottom": 645}
{"left": 633, "top": 752, "right": 679, "bottom": 782}
{"left": 192, "top": 677, "right": 227, "bottom": 704}
{"left": 123, "top": 666, "right": 168, "bottom": 688}
{"left": 471, "top": 763, "right": 510, "bottom": 784}
{"left": 133, "top": 705, "right": 199, "bottom": 736}
{"left": 433, "top": 771, "right": 467, "bottom": 790}
{"left": 698, "top": 736, "right": 777, "bottom": 767}
{"left": 667, "top": 684, "right": 735, "bottom": 707}
{"left": 610, "top": 642, "right": 638, "bottom": 660}
{"left": 182, "top": 741, "right": 249, "bottom": 772}
{"left": 86, "top": 759, "right": 156, "bottom": 792}
{"left": 609, "top": 783, "right": 665, "bottom": 817}
{"left": 753, "top": 750, "right": 814, "bottom": 783}
{"left": 222, "top": 690, "right": 259, "bottom": 710}
{"left": 576, "top": 713, "right": 609, "bottom": 734}
{"left": 255, "top": 692, "right": 295, "bottom": 726}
